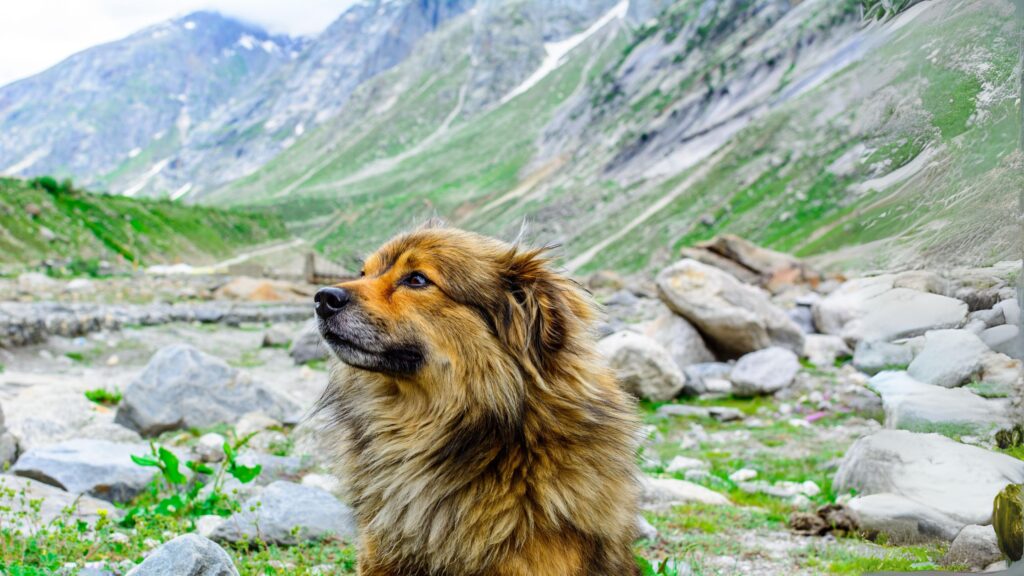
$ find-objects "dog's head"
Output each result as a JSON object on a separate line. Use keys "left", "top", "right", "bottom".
{"left": 315, "top": 225, "right": 595, "bottom": 401}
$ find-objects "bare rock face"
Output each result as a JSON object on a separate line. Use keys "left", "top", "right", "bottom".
{"left": 656, "top": 259, "right": 804, "bottom": 357}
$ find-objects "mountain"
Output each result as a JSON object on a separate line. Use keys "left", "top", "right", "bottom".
{"left": 218, "top": 0, "right": 1019, "bottom": 273}
{"left": 0, "top": 177, "right": 285, "bottom": 265}
{"left": 0, "top": 11, "right": 299, "bottom": 195}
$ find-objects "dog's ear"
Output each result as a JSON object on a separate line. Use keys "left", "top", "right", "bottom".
{"left": 497, "top": 247, "right": 576, "bottom": 373}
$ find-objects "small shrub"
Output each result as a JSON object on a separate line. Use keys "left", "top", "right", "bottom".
{"left": 84, "top": 387, "right": 122, "bottom": 406}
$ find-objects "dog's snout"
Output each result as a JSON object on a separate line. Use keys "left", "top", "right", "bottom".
{"left": 315, "top": 286, "right": 351, "bottom": 318}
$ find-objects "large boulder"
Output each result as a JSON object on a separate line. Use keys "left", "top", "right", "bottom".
{"left": 10, "top": 439, "right": 158, "bottom": 503}
{"left": 869, "top": 371, "right": 1010, "bottom": 437}
{"left": 813, "top": 276, "right": 967, "bottom": 344}
{"left": 209, "top": 481, "right": 356, "bottom": 545}
{"left": 729, "top": 347, "right": 799, "bottom": 397}
{"left": 906, "top": 330, "right": 989, "bottom": 388}
{"left": 848, "top": 493, "right": 962, "bottom": 543}
{"left": 982, "top": 324, "right": 1023, "bottom": 360}
{"left": 116, "top": 344, "right": 297, "bottom": 436}
{"left": 834, "top": 430, "right": 1024, "bottom": 527}
{"left": 598, "top": 331, "right": 685, "bottom": 401}
{"left": 655, "top": 259, "right": 804, "bottom": 356}
{"left": 852, "top": 340, "right": 914, "bottom": 375}
{"left": 643, "top": 311, "right": 714, "bottom": 371}
{"left": 126, "top": 534, "right": 238, "bottom": 576}
{"left": 944, "top": 525, "right": 1002, "bottom": 570}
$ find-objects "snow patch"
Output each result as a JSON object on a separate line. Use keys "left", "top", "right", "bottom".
{"left": 3, "top": 148, "right": 49, "bottom": 175}
{"left": 260, "top": 40, "right": 278, "bottom": 54}
{"left": 294, "top": 123, "right": 305, "bottom": 136}
{"left": 500, "top": 0, "right": 628, "bottom": 105}
{"left": 121, "top": 158, "right": 171, "bottom": 197}
{"left": 128, "top": 148, "right": 142, "bottom": 159}
{"left": 183, "top": 21, "right": 197, "bottom": 31}
{"left": 237, "top": 34, "right": 257, "bottom": 50}
{"left": 169, "top": 182, "right": 193, "bottom": 201}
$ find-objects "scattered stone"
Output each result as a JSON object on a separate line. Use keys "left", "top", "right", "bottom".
{"left": 944, "top": 525, "right": 1001, "bottom": 570}
{"left": 643, "top": 311, "right": 714, "bottom": 374}
{"left": 848, "top": 493, "right": 962, "bottom": 543}
{"left": 665, "top": 456, "right": 708, "bottom": 474}
{"left": 834, "top": 430, "right": 1024, "bottom": 527}
{"left": 261, "top": 328, "right": 291, "bottom": 348}
{"left": 906, "top": 330, "right": 988, "bottom": 388}
{"left": 210, "top": 481, "right": 356, "bottom": 545}
{"left": 656, "top": 259, "right": 804, "bottom": 356}
{"left": 116, "top": 344, "right": 297, "bottom": 436}
{"left": 17, "top": 272, "right": 59, "bottom": 292}
{"left": 655, "top": 404, "right": 743, "bottom": 422}
{"left": 682, "top": 362, "right": 732, "bottom": 396}
{"left": 729, "top": 347, "right": 800, "bottom": 397}
{"left": 892, "top": 270, "right": 947, "bottom": 294}
{"left": 289, "top": 320, "right": 328, "bottom": 365}
{"left": 996, "top": 299, "right": 1021, "bottom": 326}
{"left": 126, "top": 534, "right": 239, "bottom": 576}
{"left": 11, "top": 439, "right": 160, "bottom": 503}
{"left": 853, "top": 340, "right": 914, "bottom": 374}
{"left": 235, "top": 411, "right": 281, "bottom": 438}
{"left": 588, "top": 270, "right": 625, "bottom": 291}
{"left": 870, "top": 371, "right": 1011, "bottom": 437}
{"left": 729, "top": 469, "right": 758, "bottom": 483}
{"left": 639, "top": 476, "right": 730, "bottom": 510}
{"left": 970, "top": 308, "right": 1006, "bottom": 329}
{"left": 635, "top": 514, "right": 658, "bottom": 541}
{"left": 788, "top": 305, "right": 816, "bottom": 334}
{"left": 0, "top": 475, "right": 116, "bottom": 533}
{"left": 982, "top": 324, "right": 1023, "bottom": 360}
{"left": 195, "top": 433, "right": 227, "bottom": 463}
{"left": 803, "top": 334, "right": 851, "bottom": 367}
{"left": 789, "top": 503, "right": 859, "bottom": 536}
{"left": 301, "top": 473, "right": 342, "bottom": 495}
{"left": 597, "top": 331, "right": 685, "bottom": 401}
{"left": 738, "top": 480, "right": 820, "bottom": 500}
{"left": 196, "top": 515, "right": 226, "bottom": 539}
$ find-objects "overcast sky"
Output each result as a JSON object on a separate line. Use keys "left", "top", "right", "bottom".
{"left": 0, "top": 0, "right": 356, "bottom": 86}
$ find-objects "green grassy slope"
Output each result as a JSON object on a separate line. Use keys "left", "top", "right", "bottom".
{"left": 0, "top": 177, "right": 288, "bottom": 266}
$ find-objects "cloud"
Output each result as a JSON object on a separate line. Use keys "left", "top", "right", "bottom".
{"left": 0, "top": 0, "right": 355, "bottom": 86}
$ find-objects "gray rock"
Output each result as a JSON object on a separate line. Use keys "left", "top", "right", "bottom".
{"left": 978, "top": 352, "right": 1023, "bottom": 394}
{"left": 635, "top": 514, "right": 658, "bottom": 541}
{"left": 682, "top": 362, "right": 732, "bottom": 396}
{"left": 0, "top": 431, "right": 17, "bottom": 467}
{"left": 969, "top": 308, "right": 1006, "bottom": 329}
{"left": 126, "top": 534, "right": 239, "bottom": 576}
{"left": 848, "top": 493, "right": 962, "bottom": 543}
{"left": 996, "top": 298, "right": 1020, "bottom": 326}
{"left": 195, "top": 433, "right": 227, "bottom": 463}
{"left": 639, "top": 476, "right": 729, "bottom": 511}
{"left": 834, "top": 430, "right": 1024, "bottom": 527}
{"left": 982, "top": 324, "right": 1023, "bottom": 360}
{"left": 289, "top": 320, "right": 328, "bottom": 364}
{"left": 235, "top": 452, "right": 312, "bottom": 485}
{"left": 0, "top": 474, "right": 116, "bottom": 533}
{"left": 869, "top": 371, "right": 1010, "bottom": 437}
{"left": 729, "top": 347, "right": 799, "bottom": 397}
{"left": 261, "top": 328, "right": 291, "bottom": 348}
{"left": 210, "top": 481, "right": 356, "bottom": 545}
{"left": 656, "top": 404, "right": 743, "bottom": 422}
{"left": 788, "top": 305, "right": 817, "bottom": 334}
{"left": 656, "top": 259, "right": 804, "bottom": 357}
{"left": 802, "top": 334, "right": 851, "bottom": 367}
{"left": 11, "top": 439, "right": 159, "bottom": 503}
{"left": 853, "top": 340, "right": 914, "bottom": 374}
{"left": 643, "top": 312, "right": 714, "bottom": 374}
{"left": 907, "top": 330, "right": 989, "bottom": 388}
{"left": 116, "top": 344, "right": 297, "bottom": 436}
{"left": 944, "top": 524, "right": 1001, "bottom": 569}
{"left": 597, "top": 331, "right": 685, "bottom": 401}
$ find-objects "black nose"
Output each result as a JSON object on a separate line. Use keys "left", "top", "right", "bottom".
{"left": 315, "top": 287, "right": 351, "bottom": 319}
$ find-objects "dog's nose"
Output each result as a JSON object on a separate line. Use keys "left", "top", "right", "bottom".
{"left": 315, "top": 287, "right": 351, "bottom": 318}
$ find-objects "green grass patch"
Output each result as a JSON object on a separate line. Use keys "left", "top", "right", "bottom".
{"left": 84, "top": 387, "right": 122, "bottom": 407}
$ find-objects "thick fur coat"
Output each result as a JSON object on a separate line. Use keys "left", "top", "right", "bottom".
{"left": 313, "top": 226, "right": 641, "bottom": 576}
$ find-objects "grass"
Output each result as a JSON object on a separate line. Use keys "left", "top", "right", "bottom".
{"left": 229, "top": 349, "right": 266, "bottom": 369}
{"left": 84, "top": 387, "right": 122, "bottom": 407}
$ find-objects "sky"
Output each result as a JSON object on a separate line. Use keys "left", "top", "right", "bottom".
{"left": 0, "top": 0, "right": 356, "bottom": 86}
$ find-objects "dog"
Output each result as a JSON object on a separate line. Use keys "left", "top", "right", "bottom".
{"left": 313, "top": 225, "right": 641, "bottom": 576}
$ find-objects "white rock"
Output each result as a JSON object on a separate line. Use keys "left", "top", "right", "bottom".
{"left": 210, "top": 481, "right": 356, "bottom": 545}
{"left": 598, "top": 331, "right": 685, "bottom": 401}
{"left": 0, "top": 475, "right": 116, "bottom": 533}
{"left": 639, "top": 476, "right": 730, "bottom": 511}
{"left": 803, "top": 334, "right": 851, "bottom": 367}
{"left": 996, "top": 299, "right": 1020, "bottom": 326}
{"left": 851, "top": 339, "right": 913, "bottom": 375}
{"left": 870, "top": 371, "right": 1010, "bottom": 437}
{"left": 665, "top": 456, "right": 708, "bottom": 474}
{"left": 126, "top": 534, "right": 238, "bottom": 576}
{"left": 848, "top": 493, "right": 962, "bottom": 542}
{"left": 907, "top": 330, "right": 989, "bottom": 388}
{"left": 729, "top": 469, "right": 758, "bottom": 482}
{"left": 195, "top": 433, "right": 226, "bottom": 463}
{"left": 656, "top": 259, "right": 804, "bottom": 356}
{"left": 235, "top": 411, "right": 281, "bottom": 438}
{"left": 301, "top": 473, "right": 342, "bottom": 494}
{"left": 945, "top": 524, "right": 1002, "bottom": 569}
{"left": 643, "top": 311, "right": 714, "bottom": 374}
{"left": 729, "top": 347, "right": 800, "bottom": 397}
{"left": 635, "top": 514, "right": 658, "bottom": 541}
{"left": 834, "top": 430, "right": 1024, "bottom": 527}
{"left": 981, "top": 324, "right": 1022, "bottom": 359}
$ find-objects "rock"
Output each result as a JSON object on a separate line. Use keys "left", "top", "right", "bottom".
{"left": 996, "top": 299, "right": 1020, "bottom": 326}
{"left": 853, "top": 340, "right": 914, "bottom": 374}
{"left": 638, "top": 476, "right": 729, "bottom": 511}
{"left": 803, "top": 334, "right": 851, "bottom": 367}
{"left": 195, "top": 433, "right": 227, "bottom": 463}
{"left": 126, "top": 534, "right": 239, "bottom": 576}
{"left": 588, "top": 270, "right": 625, "bottom": 291}
{"left": 0, "top": 475, "right": 115, "bottom": 533}
{"left": 788, "top": 305, "right": 816, "bottom": 334}
{"left": 656, "top": 259, "right": 805, "bottom": 356}
{"left": 956, "top": 286, "right": 1003, "bottom": 312}
{"left": 10, "top": 439, "right": 160, "bottom": 503}
{"left": 729, "top": 469, "right": 758, "bottom": 482}
{"left": 210, "top": 481, "right": 356, "bottom": 545}
{"left": 848, "top": 493, "right": 962, "bottom": 543}
{"left": 213, "top": 277, "right": 310, "bottom": 303}
{"left": 17, "top": 272, "right": 58, "bottom": 292}
{"left": 301, "top": 473, "right": 342, "bottom": 495}
{"left": 982, "top": 324, "right": 1023, "bottom": 360}
{"left": 869, "top": 371, "right": 1010, "bottom": 437}
{"left": 261, "top": 328, "right": 291, "bottom": 348}
{"left": 116, "top": 344, "right": 297, "bottom": 436}
{"left": 993, "top": 483, "right": 1024, "bottom": 562}
{"left": 235, "top": 453, "right": 311, "bottom": 485}
{"left": 235, "top": 411, "right": 281, "bottom": 438}
{"left": 78, "top": 422, "right": 144, "bottom": 445}
{"left": 0, "top": 431, "right": 17, "bottom": 467}
{"left": 814, "top": 276, "right": 967, "bottom": 344}
{"left": 738, "top": 480, "right": 820, "bottom": 499}
{"left": 729, "top": 347, "right": 799, "bottom": 397}
{"left": 944, "top": 525, "right": 1001, "bottom": 570}
{"left": 906, "top": 330, "right": 989, "bottom": 388}
{"left": 665, "top": 456, "right": 708, "bottom": 474}
{"left": 635, "top": 514, "right": 658, "bottom": 541}
{"left": 693, "top": 235, "right": 819, "bottom": 291}
{"left": 789, "top": 503, "right": 859, "bottom": 536}
{"left": 682, "top": 362, "right": 732, "bottom": 396}
{"left": 597, "top": 331, "right": 685, "bottom": 401}
{"left": 66, "top": 278, "right": 95, "bottom": 293}
{"left": 655, "top": 404, "right": 743, "bottom": 422}
{"left": 978, "top": 352, "right": 1023, "bottom": 393}
{"left": 196, "top": 515, "right": 226, "bottom": 539}
{"left": 289, "top": 320, "right": 328, "bottom": 364}
{"left": 643, "top": 312, "right": 714, "bottom": 373}
{"left": 834, "top": 430, "right": 1024, "bottom": 527}
{"left": 970, "top": 308, "right": 1006, "bottom": 329}
{"left": 893, "top": 270, "right": 947, "bottom": 294}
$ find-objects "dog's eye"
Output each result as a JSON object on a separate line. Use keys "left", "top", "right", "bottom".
{"left": 401, "top": 272, "right": 431, "bottom": 288}
{"left": 359, "top": 270, "right": 366, "bottom": 278}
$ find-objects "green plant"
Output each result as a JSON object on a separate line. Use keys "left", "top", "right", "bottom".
{"left": 84, "top": 387, "right": 122, "bottom": 406}
{"left": 123, "top": 435, "right": 262, "bottom": 526}
{"left": 637, "top": 556, "right": 686, "bottom": 576}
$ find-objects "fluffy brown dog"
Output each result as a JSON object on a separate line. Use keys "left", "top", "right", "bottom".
{"left": 313, "top": 225, "right": 641, "bottom": 576}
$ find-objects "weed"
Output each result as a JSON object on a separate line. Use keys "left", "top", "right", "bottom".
{"left": 84, "top": 387, "right": 122, "bottom": 406}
